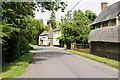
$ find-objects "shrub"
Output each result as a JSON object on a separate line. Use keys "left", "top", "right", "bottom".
{"left": 19, "top": 36, "right": 30, "bottom": 55}
{"left": 3, "top": 34, "right": 30, "bottom": 62}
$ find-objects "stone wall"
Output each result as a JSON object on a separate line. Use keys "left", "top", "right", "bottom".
{"left": 90, "top": 42, "right": 120, "bottom": 61}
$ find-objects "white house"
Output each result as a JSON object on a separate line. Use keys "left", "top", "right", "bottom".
{"left": 53, "top": 27, "right": 63, "bottom": 47}
{"left": 39, "top": 30, "right": 53, "bottom": 46}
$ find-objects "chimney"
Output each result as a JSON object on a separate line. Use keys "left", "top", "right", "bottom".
{"left": 49, "top": 23, "right": 52, "bottom": 30}
{"left": 101, "top": 2, "right": 108, "bottom": 11}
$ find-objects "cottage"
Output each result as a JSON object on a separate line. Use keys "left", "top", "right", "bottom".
{"left": 89, "top": 1, "right": 120, "bottom": 60}
{"left": 53, "top": 26, "right": 64, "bottom": 47}
{"left": 39, "top": 30, "right": 53, "bottom": 46}
{"left": 91, "top": 2, "right": 120, "bottom": 29}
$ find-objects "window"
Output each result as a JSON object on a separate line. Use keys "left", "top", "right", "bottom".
{"left": 43, "top": 37, "right": 46, "bottom": 39}
{"left": 95, "top": 24, "right": 100, "bottom": 29}
{"left": 108, "top": 20, "right": 112, "bottom": 26}
{"left": 103, "top": 21, "right": 108, "bottom": 27}
{"left": 112, "top": 19, "right": 116, "bottom": 26}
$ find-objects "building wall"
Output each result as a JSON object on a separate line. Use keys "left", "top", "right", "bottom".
{"left": 39, "top": 35, "right": 50, "bottom": 45}
{"left": 90, "top": 42, "right": 120, "bottom": 61}
{"left": 53, "top": 30, "right": 61, "bottom": 46}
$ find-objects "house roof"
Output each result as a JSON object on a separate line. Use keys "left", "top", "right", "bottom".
{"left": 88, "top": 25, "right": 120, "bottom": 43}
{"left": 40, "top": 30, "right": 53, "bottom": 39}
{"left": 53, "top": 26, "right": 61, "bottom": 32}
{"left": 47, "top": 30, "right": 53, "bottom": 39}
{"left": 91, "top": 1, "right": 120, "bottom": 26}
{"left": 40, "top": 31, "right": 48, "bottom": 36}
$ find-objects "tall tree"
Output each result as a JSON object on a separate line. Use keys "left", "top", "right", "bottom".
{"left": 60, "top": 10, "right": 91, "bottom": 49}
{"left": 36, "top": 0, "right": 67, "bottom": 13}
{"left": 47, "top": 11, "right": 56, "bottom": 29}
{"left": 85, "top": 10, "right": 97, "bottom": 22}
{"left": 2, "top": 1, "right": 67, "bottom": 62}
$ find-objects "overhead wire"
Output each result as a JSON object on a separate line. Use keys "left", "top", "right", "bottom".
{"left": 56, "top": 0, "right": 82, "bottom": 20}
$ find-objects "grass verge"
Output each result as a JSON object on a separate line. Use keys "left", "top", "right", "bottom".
{"left": 65, "top": 49, "right": 119, "bottom": 69}
{"left": 0, "top": 52, "right": 34, "bottom": 78}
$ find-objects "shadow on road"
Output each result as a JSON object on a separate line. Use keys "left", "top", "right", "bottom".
{"left": 30, "top": 46, "right": 72, "bottom": 64}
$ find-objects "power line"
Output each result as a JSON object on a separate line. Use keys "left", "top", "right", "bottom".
{"left": 56, "top": 0, "right": 82, "bottom": 20}
{"left": 70, "top": 0, "right": 82, "bottom": 11}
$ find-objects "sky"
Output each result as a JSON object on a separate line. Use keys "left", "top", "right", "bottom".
{"left": 34, "top": 0, "right": 120, "bottom": 25}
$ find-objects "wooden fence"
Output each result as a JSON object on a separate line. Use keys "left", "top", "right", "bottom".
{"left": 75, "top": 44, "right": 89, "bottom": 49}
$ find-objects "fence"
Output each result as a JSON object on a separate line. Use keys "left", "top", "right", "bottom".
{"left": 75, "top": 44, "right": 89, "bottom": 49}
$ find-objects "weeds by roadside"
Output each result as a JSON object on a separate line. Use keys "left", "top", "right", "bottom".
{"left": 1, "top": 52, "right": 34, "bottom": 78}
{"left": 65, "top": 49, "right": 119, "bottom": 69}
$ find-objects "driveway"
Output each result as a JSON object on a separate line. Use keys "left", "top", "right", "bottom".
{"left": 17, "top": 45, "right": 118, "bottom": 78}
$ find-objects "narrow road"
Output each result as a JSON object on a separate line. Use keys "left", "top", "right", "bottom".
{"left": 17, "top": 45, "right": 118, "bottom": 78}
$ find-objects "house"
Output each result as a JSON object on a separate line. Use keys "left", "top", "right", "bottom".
{"left": 39, "top": 23, "right": 53, "bottom": 46}
{"left": 91, "top": 2, "right": 120, "bottom": 29}
{"left": 88, "top": 1, "right": 120, "bottom": 60}
{"left": 53, "top": 26, "right": 64, "bottom": 47}
{"left": 39, "top": 30, "right": 53, "bottom": 46}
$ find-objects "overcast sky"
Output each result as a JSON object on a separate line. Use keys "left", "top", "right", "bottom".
{"left": 34, "top": 0, "right": 120, "bottom": 25}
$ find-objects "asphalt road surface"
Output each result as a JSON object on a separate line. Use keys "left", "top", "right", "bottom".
{"left": 17, "top": 45, "right": 118, "bottom": 78}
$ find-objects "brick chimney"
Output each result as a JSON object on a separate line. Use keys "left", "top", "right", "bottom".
{"left": 101, "top": 2, "right": 108, "bottom": 11}
{"left": 49, "top": 23, "right": 52, "bottom": 30}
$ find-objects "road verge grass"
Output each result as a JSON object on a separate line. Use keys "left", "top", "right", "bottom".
{"left": 65, "top": 49, "right": 119, "bottom": 69}
{"left": 0, "top": 52, "right": 34, "bottom": 78}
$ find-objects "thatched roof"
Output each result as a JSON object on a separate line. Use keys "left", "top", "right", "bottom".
{"left": 40, "top": 31, "right": 48, "bottom": 36}
{"left": 91, "top": 1, "right": 120, "bottom": 26}
{"left": 40, "top": 30, "right": 53, "bottom": 39}
{"left": 53, "top": 27, "right": 61, "bottom": 32}
{"left": 88, "top": 25, "right": 120, "bottom": 43}
{"left": 47, "top": 30, "right": 53, "bottom": 39}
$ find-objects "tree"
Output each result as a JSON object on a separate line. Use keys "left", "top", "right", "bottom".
{"left": 60, "top": 9, "right": 91, "bottom": 49}
{"left": 2, "top": 2, "right": 36, "bottom": 62}
{"left": 61, "top": 11, "right": 72, "bottom": 23}
{"left": 85, "top": 10, "right": 97, "bottom": 22}
{"left": 56, "top": 21, "right": 61, "bottom": 27}
{"left": 2, "top": 1, "right": 67, "bottom": 62}
{"left": 47, "top": 11, "right": 56, "bottom": 29}
{"left": 36, "top": 0, "right": 67, "bottom": 13}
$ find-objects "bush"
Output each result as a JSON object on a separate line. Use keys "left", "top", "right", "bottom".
{"left": 31, "top": 40, "right": 38, "bottom": 45}
{"left": 19, "top": 36, "right": 30, "bottom": 55}
{"left": 3, "top": 33, "right": 30, "bottom": 62}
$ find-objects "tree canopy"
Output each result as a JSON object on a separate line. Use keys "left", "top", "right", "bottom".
{"left": 60, "top": 9, "right": 96, "bottom": 49}
{"left": 47, "top": 11, "right": 56, "bottom": 29}
{"left": 85, "top": 10, "right": 97, "bottom": 22}
{"left": 2, "top": 1, "right": 67, "bottom": 62}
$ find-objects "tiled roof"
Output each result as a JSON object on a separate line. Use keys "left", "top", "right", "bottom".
{"left": 88, "top": 25, "right": 120, "bottom": 43}
{"left": 91, "top": 1, "right": 120, "bottom": 25}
